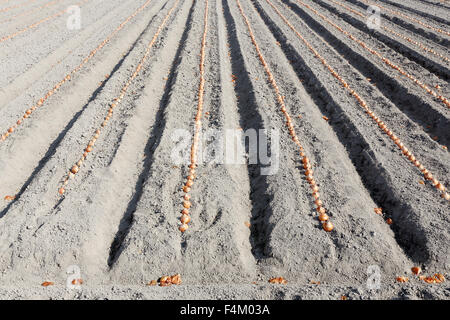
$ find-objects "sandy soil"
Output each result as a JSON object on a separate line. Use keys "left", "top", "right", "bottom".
{"left": 0, "top": 0, "right": 448, "bottom": 300}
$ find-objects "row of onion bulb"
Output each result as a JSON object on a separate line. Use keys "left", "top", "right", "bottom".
{"left": 382, "top": 26, "right": 449, "bottom": 63}
{"left": 397, "top": 266, "right": 446, "bottom": 284}
{"left": 3, "top": 0, "right": 62, "bottom": 26}
{"left": 0, "top": 0, "right": 90, "bottom": 43}
{"left": 0, "top": 0, "right": 33, "bottom": 14}
{"left": 59, "top": 0, "right": 179, "bottom": 195}
{"left": 237, "top": 0, "right": 334, "bottom": 232}
{"left": 269, "top": 0, "right": 448, "bottom": 201}
{"left": 1, "top": 75, "right": 71, "bottom": 143}
{"left": 179, "top": 0, "right": 209, "bottom": 233}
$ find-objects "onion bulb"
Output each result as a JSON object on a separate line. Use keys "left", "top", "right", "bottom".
{"left": 179, "top": 224, "right": 188, "bottom": 232}
{"left": 180, "top": 214, "right": 191, "bottom": 224}
{"left": 322, "top": 221, "right": 334, "bottom": 232}
{"left": 411, "top": 267, "right": 421, "bottom": 275}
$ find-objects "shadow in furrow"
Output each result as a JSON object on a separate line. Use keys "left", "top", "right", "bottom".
{"left": 312, "top": 0, "right": 450, "bottom": 80}
{"left": 347, "top": 0, "right": 450, "bottom": 47}
{"left": 252, "top": 0, "right": 430, "bottom": 263}
{"left": 222, "top": 0, "right": 275, "bottom": 260}
{"left": 0, "top": 6, "right": 161, "bottom": 219}
{"left": 107, "top": 0, "right": 197, "bottom": 268}
{"left": 283, "top": 0, "right": 450, "bottom": 147}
